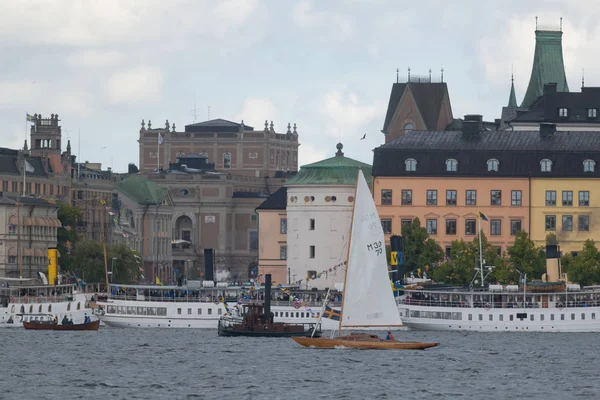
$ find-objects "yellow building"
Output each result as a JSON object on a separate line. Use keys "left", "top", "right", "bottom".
{"left": 255, "top": 187, "right": 288, "bottom": 284}
{"left": 530, "top": 177, "right": 599, "bottom": 253}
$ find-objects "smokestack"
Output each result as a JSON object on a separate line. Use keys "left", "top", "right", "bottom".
{"left": 545, "top": 244, "right": 560, "bottom": 282}
{"left": 264, "top": 274, "right": 272, "bottom": 323}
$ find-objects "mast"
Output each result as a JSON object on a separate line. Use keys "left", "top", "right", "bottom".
{"left": 337, "top": 168, "right": 361, "bottom": 336}
{"left": 17, "top": 200, "right": 22, "bottom": 278}
{"left": 100, "top": 199, "right": 109, "bottom": 292}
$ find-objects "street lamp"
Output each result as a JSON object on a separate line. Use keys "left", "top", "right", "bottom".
{"left": 513, "top": 267, "right": 527, "bottom": 307}
{"left": 111, "top": 257, "right": 117, "bottom": 283}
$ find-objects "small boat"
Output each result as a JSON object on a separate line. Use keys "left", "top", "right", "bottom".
{"left": 293, "top": 169, "right": 439, "bottom": 350}
{"left": 218, "top": 274, "right": 321, "bottom": 338}
{"left": 23, "top": 317, "right": 100, "bottom": 331}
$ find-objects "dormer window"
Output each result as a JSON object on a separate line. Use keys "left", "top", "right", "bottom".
{"left": 446, "top": 159, "right": 458, "bottom": 172}
{"left": 487, "top": 159, "right": 499, "bottom": 172}
{"left": 558, "top": 108, "right": 568, "bottom": 117}
{"left": 584, "top": 159, "right": 596, "bottom": 172}
{"left": 588, "top": 109, "right": 597, "bottom": 119}
{"left": 405, "top": 158, "right": 417, "bottom": 172}
{"left": 403, "top": 123, "right": 414, "bottom": 134}
{"left": 541, "top": 159, "right": 552, "bottom": 172}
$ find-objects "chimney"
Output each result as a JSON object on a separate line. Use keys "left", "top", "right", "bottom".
{"left": 540, "top": 123, "right": 556, "bottom": 139}
{"left": 494, "top": 119, "right": 501, "bottom": 130}
{"left": 264, "top": 274, "right": 272, "bottom": 323}
{"left": 545, "top": 243, "right": 560, "bottom": 282}
{"left": 543, "top": 83, "right": 557, "bottom": 96}
{"left": 462, "top": 114, "right": 482, "bottom": 137}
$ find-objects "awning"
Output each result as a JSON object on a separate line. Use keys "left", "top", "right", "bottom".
{"left": 34, "top": 249, "right": 46, "bottom": 257}
{"left": 23, "top": 248, "right": 33, "bottom": 257}
{"left": 40, "top": 217, "right": 49, "bottom": 226}
{"left": 34, "top": 217, "right": 44, "bottom": 226}
{"left": 23, "top": 217, "right": 32, "bottom": 226}
{"left": 53, "top": 218, "right": 62, "bottom": 227}
{"left": 7, "top": 247, "right": 17, "bottom": 256}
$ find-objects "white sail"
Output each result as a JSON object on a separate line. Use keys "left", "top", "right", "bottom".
{"left": 340, "top": 169, "right": 402, "bottom": 328}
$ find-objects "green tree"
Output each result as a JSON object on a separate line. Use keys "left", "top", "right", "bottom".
{"left": 57, "top": 202, "right": 82, "bottom": 271}
{"left": 108, "top": 243, "right": 142, "bottom": 284}
{"left": 502, "top": 230, "right": 546, "bottom": 281}
{"left": 566, "top": 240, "right": 600, "bottom": 287}
{"left": 71, "top": 240, "right": 141, "bottom": 284}
{"left": 400, "top": 217, "right": 444, "bottom": 274}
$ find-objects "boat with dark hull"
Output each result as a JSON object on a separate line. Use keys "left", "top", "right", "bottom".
{"left": 218, "top": 274, "right": 321, "bottom": 338}
{"left": 23, "top": 319, "right": 100, "bottom": 331}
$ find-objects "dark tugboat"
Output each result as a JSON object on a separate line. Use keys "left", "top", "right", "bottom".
{"left": 218, "top": 274, "right": 321, "bottom": 338}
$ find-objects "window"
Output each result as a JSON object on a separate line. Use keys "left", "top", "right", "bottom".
{"left": 401, "top": 190, "right": 412, "bottom": 205}
{"left": 381, "top": 190, "right": 392, "bottom": 205}
{"left": 8, "top": 224, "right": 16, "bottom": 235}
{"left": 465, "top": 219, "right": 476, "bottom": 235}
{"left": 49, "top": 185, "right": 54, "bottom": 195}
{"left": 8, "top": 256, "right": 16, "bottom": 264}
{"left": 588, "top": 108, "right": 597, "bottom": 118}
{"left": 445, "top": 247, "right": 452, "bottom": 258}
{"left": 546, "top": 191, "right": 556, "bottom": 206}
{"left": 562, "top": 215, "right": 573, "bottom": 231}
{"left": 466, "top": 190, "right": 477, "bottom": 206}
{"left": 487, "top": 159, "right": 499, "bottom": 172}
{"left": 446, "top": 219, "right": 457, "bottom": 235}
{"left": 510, "top": 220, "right": 522, "bottom": 235}
{"left": 446, "top": 159, "right": 458, "bottom": 172}
{"left": 446, "top": 190, "right": 457, "bottom": 206}
{"left": 426, "top": 219, "right": 437, "bottom": 235}
{"left": 309, "top": 219, "right": 315, "bottom": 230}
{"left": 558, "top": 108, "right": 568, "bottom": 117}
{"left": 208, "top": 309, "right": 212, "bottom": 315}
{"left": 280, "top": 218, "right": 287, "bottom": 234}
{"left": 223, "top": 152, "right": 231, "bottom": 169}
{"left": 309, "top": 246, "right": 315, "bottom": 258}
{"left": 401, "top": 219, "right": 412, "bottom": 227}
{"left": 584, "top": 159, "right": 596, "bottom": 172}
{"left": 578, "top": 215, "right": 590, "bottom": 231}
{"left": 511, "top": 190, "right": 522, "bottom": 206}
{"left": 426, "top": 190, "right": 437, "bottom": 205}
{"left": 403, "top": 123, "right": 414, "bottom": 134}
{"left": 491, "top": 219, "right": 501, "bottom": 235}
{"left": 381, "top": 219, "right": 392, "bottom": 234}
{"left": 251, "top": 214, "right": 257, "bottom": 222}
{"left": 491, "top": 190, "right": 501, "bottom": 206}
{"left": 562, "top": 191, "right": 573, "bottom": 206}
{"left": 188, "top": 308, "right": 192, "bottom": 315}
{"left": 249, "top": 231, "right": 258, "bottom": 250}
{"left": 280, "top": 246, "right": 287, "bottom": 260}
{"left": 579, "top": 191, "right": 590, "bottom": 206}
{"left": 541, "top": 159, "right": 552, "bottom": 172}
{"left": 405, "top": 158, "right": 417, "bottom": 172}
{"left": 545, "top": 215, "right": 556, "bottom": 231}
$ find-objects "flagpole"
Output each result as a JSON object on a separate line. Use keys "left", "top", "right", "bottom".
{"left": 478, "top": 211, "right": 484, "bottom": 287}
{"left": 157, "top": 134, "right": 160, "bottom": 172}
{"left": 22, "top": 159, "right": 26, "bottom": 196}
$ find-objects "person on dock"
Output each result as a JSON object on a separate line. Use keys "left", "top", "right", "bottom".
{"left": 385, "top": 330, "right": 395, "bottom": 341}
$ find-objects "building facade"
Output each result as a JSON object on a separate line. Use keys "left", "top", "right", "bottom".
{"left": 255, "top": 187, "right": 288, "bottom": 284}
{"left": 373, "top": 117, "right": 600, "bottom": 256}
{"left": 285, "top": 143, "right": 371, "bottom": 289}
{"left": 0, "top": 194, "right": 60, "bottom": 278}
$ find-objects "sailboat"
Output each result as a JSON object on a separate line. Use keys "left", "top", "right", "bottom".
{"left": 292, "top": 169, "right": 439, "bottom": 350}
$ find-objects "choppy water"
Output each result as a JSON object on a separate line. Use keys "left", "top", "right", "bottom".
{"left": 2, "top": 328, "right": 598, "bottom": 399}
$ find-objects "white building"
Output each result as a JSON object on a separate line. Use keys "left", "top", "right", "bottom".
{"left": 285, "top": 143, "right": 372, "bottom": 290}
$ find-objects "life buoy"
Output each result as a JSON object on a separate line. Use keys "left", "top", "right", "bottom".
{"left": 484, "top": 303, "right": 491, "bottom": 310}
{"left": 557, "top": 302, "right": 564, "bottom": 309}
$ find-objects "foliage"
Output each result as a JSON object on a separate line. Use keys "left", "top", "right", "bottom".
{"left": 70, "top": 240, "right": 141, "bottom": 284}
{"left": 500, "top": 230, "right": 546, "bottom": 282}
{"left": 545, "top": 233, "right": 557, "bottom": 245}
{"left": 400, "top": 217, "right": 444, "bottom": 274}
{"left": 564, "top": 240, "right": 600, "bottom": 287}
{"left": 57, "top": 202, "right": 82, "bottom": 272}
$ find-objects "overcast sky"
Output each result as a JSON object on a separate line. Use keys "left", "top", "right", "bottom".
{"left": 1, "top": 0, "right": 598, "bottom": 171}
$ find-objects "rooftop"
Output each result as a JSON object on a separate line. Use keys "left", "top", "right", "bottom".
{"left": 117, "top": 174, "right": 165, "bottom": 205}
{"left": 256, "top": 187, "right": 287, "bottom": 211}
{"left": 184, "top": 118, "right": 254, "bottom": 133}
{"left": 0, "top": 193, "right": 57, "bottom": 207}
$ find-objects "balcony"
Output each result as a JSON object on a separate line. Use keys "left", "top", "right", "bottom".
{"left": 172, "top": 240, "right": 196, "bottom": 257}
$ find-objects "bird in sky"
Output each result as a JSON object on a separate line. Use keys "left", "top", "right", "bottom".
{"left": 101, "top": 146, "right": 107, "bottom": 149}
{"left": 360, "top": 133, "right": 366, "bottom": 140}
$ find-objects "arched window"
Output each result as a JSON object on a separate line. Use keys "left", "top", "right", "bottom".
{"left": 446, "top": 159, "right": 458, "bottom": 172}
{"left": 583, "top": 159, "right": 596, "bottom": 173}
{"left": 223, "top": 152, "right": 231, "bottom": 169}
{"left": 404, "top": 123, "right": 414, "bottom": 134}
{"left": 487, "top": 159, "right": 499, "bottom": 172}
{"left": 405, "top": 158, "right": 417, "bottom": 172}
{"left": 540, "top": 159, "right": 552, "bottom": 172}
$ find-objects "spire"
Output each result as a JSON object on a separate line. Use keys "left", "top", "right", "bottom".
{"left": 508, "top": 72, "right": 517, "bottom": 107}
{"left": 521, "top": 19, "right": 569, "bottom": 107}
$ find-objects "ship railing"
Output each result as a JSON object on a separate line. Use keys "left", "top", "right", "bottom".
{"left": 10, "top": 294, "right": 73, "bottom": 304}
{"left": 399, "top": 298, "right": 600, "bottom": 309}
{"left": 107, "top": 294, "right": 338, "bottom": 307}
{"left": 218, "top": 317, "right": 321, "bottom": 332}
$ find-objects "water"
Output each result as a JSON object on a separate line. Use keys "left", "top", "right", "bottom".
{"left": 2, "top": 328, "right": 598, "bottom": 399}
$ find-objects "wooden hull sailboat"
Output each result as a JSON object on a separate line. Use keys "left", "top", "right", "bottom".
{"left": 293, "top": 334, "right": 439, "bottom": 350}
{"left": 293, "top": 169, "right": 439, "bottom": 351}
{"left": 23, "top": 320, "right": 100, "bottom": 331}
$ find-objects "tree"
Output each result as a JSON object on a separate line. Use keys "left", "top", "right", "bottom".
{"left": 108, "top": 243, "right": 142, "bottom": 284}
{"left": 565, "top": 240, "right": 600, "bottom": 287}
{"left": 71, "top": 240, "right": 142, "bottom": 284}
{"left": 400, "top": 217, "right": 444, "bottom": 274}
{"left": 502, "top": 230, "right": 546, "bottom": 281}
{"left": 57, "top": 202, "right": 82, "bottom": 272}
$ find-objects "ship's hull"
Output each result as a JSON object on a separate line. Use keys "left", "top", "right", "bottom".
{"left": 292, "top": 336, "right": 439, "bottom": 350}
{"left": 0, "top": 293, "right": 92, "bottom": 327}
{"left": 23, "top": 320, "right": 100, "bottom": 331}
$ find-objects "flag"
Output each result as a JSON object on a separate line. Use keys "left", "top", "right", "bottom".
{"left": 72, "top": 273, "right": 86, "bottom": 289}
{"left": 478, "top": 211, "right": 488, "bottom": 221}
{"left": 155, "top": 276, "right": 163, "bottom": 286}
{"left": 158, "top": 133, "right": 163, "bottom": 145}
{"left": 24, "top": 160, "right": 34, "bottom": 173}
{"left": 322, "top": 305, "right": 341, "bottom": 321}
{"left": 26, "top": 113, "right": 35, "bottom": 122}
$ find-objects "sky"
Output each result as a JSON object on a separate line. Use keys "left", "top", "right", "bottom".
{"left": 1, "top": 0, "right": 599, "bottom": 172}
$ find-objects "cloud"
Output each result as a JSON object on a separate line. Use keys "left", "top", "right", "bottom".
{"left": 291, "top": 0, "right": 354, "bottom": 41}
{"left": 298, "top": 142, "right": 328, "bottom": 166}
{"left": 66, "top": 51, "right": 123, "bottom": 69}
{"left": 106, "top": 66, "right": 164, "bottom": 105}
{"left": 320, "top": 90, "right": 381, "bottom": 138}
{"left": 235, "top": 97, "right": 278, "bottom": 130}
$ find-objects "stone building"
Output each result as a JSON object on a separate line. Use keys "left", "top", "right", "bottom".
{"left": 0, "top": 193, "right": 60, "bottom": 278}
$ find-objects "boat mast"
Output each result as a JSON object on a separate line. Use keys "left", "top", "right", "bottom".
{"left": 100, "top": 199, "right": 109, "bottom": 292}
{"left": 478, "top": 212, "right": 484, "bottom": 286}
{"left": 337, "top": 168, "right": 360, "bottom": 336}
{"left": 17, "top": 200, "right": 22, "bottom": 279}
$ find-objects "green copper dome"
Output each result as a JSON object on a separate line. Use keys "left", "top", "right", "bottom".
{"left": 286, "top": 143, "right": 372, "bottom": 185}
{"left": 118, "top": 174, "right": 165, "bottom": 205}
